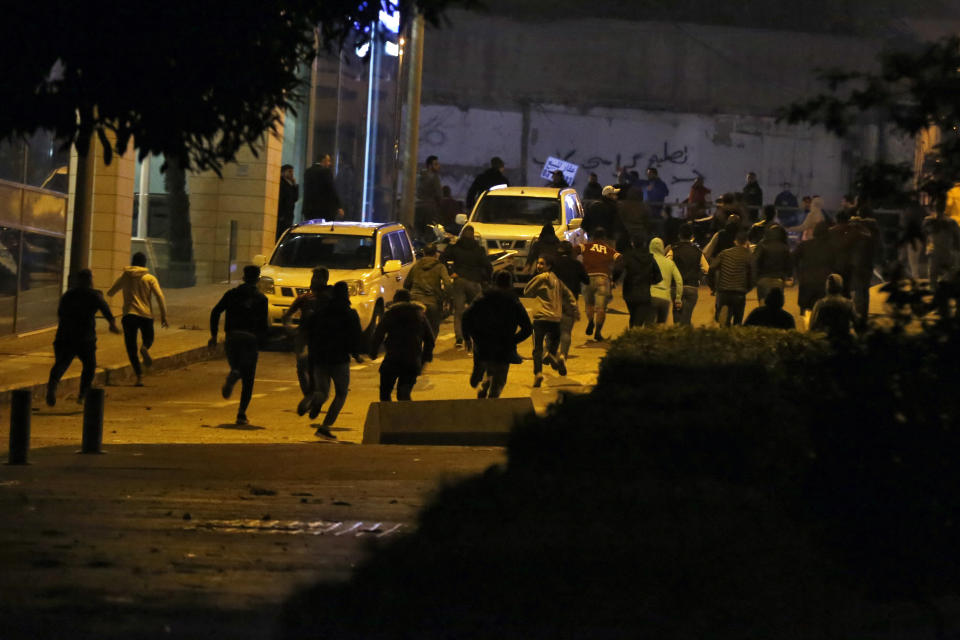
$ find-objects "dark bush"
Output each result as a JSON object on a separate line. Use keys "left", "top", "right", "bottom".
{"left": 279, "top": 326, "right": 960, "bottom": 638}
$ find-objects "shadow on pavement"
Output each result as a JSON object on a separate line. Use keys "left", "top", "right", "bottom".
{"left": 202, "top": 423, "right": 267, "bottom": 431}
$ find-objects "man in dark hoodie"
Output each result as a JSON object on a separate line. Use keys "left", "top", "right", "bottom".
{"left": 621, "top": 234, "right": 663, "bottom": 327}
{"left": 466, "top": 157, "right": 509, "bottom": 209}
{"left": 46, "top": 269, "right": 121, "bottom": 406}
{"left": 305, "top": 281, "right": 363, "bottom": 437}
{"left": 404, "top": 243, "right": 452, "bottom": 336}
{"left": 463, "top": 271, "right": 533, "bottom": 399}
{"left": 440, "top": 225, "right": 491, "bottom": 350}
{"left": 283, "top": 267, "right": 331, "bottom": 416}
{"left": 209, "top": 265, "right": 269, "bottom": 426}
{"left": 370, "top": 289, "right": 435, "bottom": 401}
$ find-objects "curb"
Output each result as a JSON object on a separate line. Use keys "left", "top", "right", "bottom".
{"left": 0, "top": 343, "right": 225, "bottom": 407}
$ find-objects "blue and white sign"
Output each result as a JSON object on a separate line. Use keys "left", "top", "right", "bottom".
{"left": 539, "top": 156, "right": 579, "bottom": 186}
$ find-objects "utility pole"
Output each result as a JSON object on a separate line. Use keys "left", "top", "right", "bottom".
{"left": 398, "top": 13, "right": 425, "bottom": 231}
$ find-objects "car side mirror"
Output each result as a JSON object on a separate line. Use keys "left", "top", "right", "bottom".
{"left": 253, "top": 254, "right": 267, "bottom": 267}
{"left": 382, "top": 259, "right": 402, "bottom": 274}
{"left": 567, "top": 217, "right": 582, "bottom": 230}
{"left": 455, "top": 213, "right": 468, "bottom": 226}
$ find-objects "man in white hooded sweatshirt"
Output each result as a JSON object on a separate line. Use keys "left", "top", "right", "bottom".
{"left": 108, "top": 252, "right": 168, "bottom": 386}
{"left": 649, "top": 237, "right": 683, "bottom": 324}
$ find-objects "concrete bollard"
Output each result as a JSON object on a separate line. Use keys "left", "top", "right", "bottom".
{"left": 7, "top": 389, "right": 31, "bottom": 465}
{"left": 80, "top": 388, "right": 105, "bottom": 454}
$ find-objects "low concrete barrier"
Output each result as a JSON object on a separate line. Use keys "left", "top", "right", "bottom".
{"left": 362, "top": 397, "right": 535, "bottom": 446}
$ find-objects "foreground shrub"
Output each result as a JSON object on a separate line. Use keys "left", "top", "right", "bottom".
{"left": 280, "top": 326, "right": 960, "bottom": 638}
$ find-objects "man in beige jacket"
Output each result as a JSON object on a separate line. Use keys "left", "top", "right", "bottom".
{"left": 108, "top": 252, "right": 168, "bottom": 386}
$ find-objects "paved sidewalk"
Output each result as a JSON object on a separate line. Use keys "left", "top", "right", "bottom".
{"left": 0, "top": 282, "right": 232, "bottom": 404}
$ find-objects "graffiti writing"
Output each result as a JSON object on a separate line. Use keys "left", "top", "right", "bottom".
{"left": 670, "top": 169, "right": 705, "bottom": 185}
{"left": 647, "top": 141, "right": 688, "bottom": 168}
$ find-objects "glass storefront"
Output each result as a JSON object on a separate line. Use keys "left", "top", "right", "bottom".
{"left": 304, "top": 7, "right": 403, "bottom": 222}
{"left": 0, "top": 135, "right": 68, "bottom": 334}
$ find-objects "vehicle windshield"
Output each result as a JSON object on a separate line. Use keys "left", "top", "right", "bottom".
{"left": 472, "top": 196, "right": 560, "bottom": 225}
{"left": 271, "top": 233, "right": 375, "bottom": 270}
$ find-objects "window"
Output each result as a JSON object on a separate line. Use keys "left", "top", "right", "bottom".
{"left": 472, "top": 196, "right": 560, "bottom": 225}
{"left": 389, "top": 231, "right": 413, "bottom": 264}
{"left": 270, "top": 233, "right": 375, "bottom": 269}
{"left": 563, "top": 194, "right": 581, "bottom": 223}
{"left": 379, "top": 233, "right": 394, "bottom": 266}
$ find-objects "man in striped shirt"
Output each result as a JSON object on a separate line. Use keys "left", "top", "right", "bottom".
{"left": 711, "top": 229, "right": 755, "bottom": 326}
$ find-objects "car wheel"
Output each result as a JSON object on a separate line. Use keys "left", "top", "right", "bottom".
{"left": 364, "top": 300, "right": 385, "bottom": 354}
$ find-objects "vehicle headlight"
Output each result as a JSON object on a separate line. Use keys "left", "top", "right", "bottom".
{"left": 258, "top": 276, "right": 275, "bottom": 295}
{"left": 344, "top": 279, "right": 366, "bottom": 297}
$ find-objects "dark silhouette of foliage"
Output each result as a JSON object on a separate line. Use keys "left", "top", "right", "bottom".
{"left": 280, "top": 327, "right": 960, "bottom": 637}
{"left": 778, "top": 36, "right": 960, "bottom": 210}
{"left": 0, "top": 0, "right": 472, "bottom": 174}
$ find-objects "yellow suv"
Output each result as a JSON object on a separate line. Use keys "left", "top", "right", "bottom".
{"left": 254, "top": 221, "right": 416, "bottom": 337}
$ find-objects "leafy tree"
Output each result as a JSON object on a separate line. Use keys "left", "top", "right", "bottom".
{"left": 778, "top": 36, "right": 960, "bottom": 211}
{"left": 0, "top": 0, "right": 469, "bottom": 173}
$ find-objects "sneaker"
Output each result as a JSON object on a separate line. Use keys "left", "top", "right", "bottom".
{"left": 585, "top": 320, "right": 595, "bottom": 335}
{"left": 477, "top": 380, "right": 490, "bottom": 399}
{"left": 464, "top": 338, "right": 473, "bottom": 353}
{"left": 455, "top": 339, "right": 464, "bottom": 350}
{"left": 134, "top": 375, "right": 144, "bottom": 387}
{"left": 314, "top": 426, "right": 337, "bottom": 439}
{"left": 45, "top": 386, "right": 56, "bottom": 407}
{"left": 557, "top": 355, "right": 567, "bottom": 376}
{"left": 140, "top": 345, "right": 153, "bottom": 368}
{"left": 533, "top": 374, "right": 544, "bottom": 388}
{"left": 594, "top": 332, "right": 604, "bottom": 342}
{"left": 296, "top": 396, "right": 311, "bottom": 417}
{"left": 236, "top": 414, "right": 248, "bottom": 426}
{"left": 543, "top": 353, "right": 558, "bottom": 371}
{"left": 510, "top": 351, "right": 524, "bottom": 365}
{"left": 221, "top": 370, "right": 240, "bottom": 399}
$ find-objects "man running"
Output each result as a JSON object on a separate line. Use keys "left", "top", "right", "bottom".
{"left": 107, "top": 252, "right": 168, "bottom": 386}
{"left": 523, "top": 255, "right": 576, "bottom": 388}
{"left": 403, "top": 243, "right": 452, "bottom": 336}
{"left": 209, "top": 265, "right": 268, "bottom": 425}
{"left": 46, "top": 269, "right": 121, "bottom": 406}
{"left": 282, "top": 267, "right": 331, "bottom": 415}
{"left": 578, "top": 227, "right": 620, "bottom": 341}
{"left": 463, "top": 271, "right": 533, "bottom": 399}
{"left": 370, "top": 289, "right": 435, "bottom": 402}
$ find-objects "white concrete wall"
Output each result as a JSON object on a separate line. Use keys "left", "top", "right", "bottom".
{"left": 419, "top": 104, "right": 860, "bottom": 208}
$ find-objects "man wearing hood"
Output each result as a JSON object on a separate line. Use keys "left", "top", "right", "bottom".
{"left": 789, "top": 195, "right": 825, "bottom": 241}
{"left": 440, "top": 225, "right": 492, "bottom": 350}
{"left": 621, "top": 234, "right": 663, "bottom": 327}
{"left": 649, "top": 237, "right": 683, "bottom": 324}
{"left": 404, "top": 243, "right": 452, "bottom": 336}
{"left": 108, "top": 252, "right": 168, "bottom": 387}
{"left": 463, "top": 271, "right": 533, "bottom": 399}
{"left": 370, "top": 289, "right": 435, "bottom": 402}
{"left": 466, "top": 157, "right": 509, "bottom": 209}
{"left": 523, "top": 255, "right": 577, "bottom": 388}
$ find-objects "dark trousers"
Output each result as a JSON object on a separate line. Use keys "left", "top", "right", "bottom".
{"left": 47, "top": 340, "right": 97, "bottom": 399}
{"left": 452, "top": 278, "right": 482, "bottom": 341}
{"left": 414, "top": 299, "right": 441, "bottom": 337}
{"left": 651, "top": 297, "right": 671, "bottom": 324}
{"left": 225, "top": 331, "right": 259, "bottom": 418}
{"left": 293, "top": 332, "right": 311, "bottom": 397}
{"left": 379, "top": 358, "right": 419, "bottom": 401}
{"left": 479, "top": 361, "right": 510, "bottom": 398}
{"left": 674, "top": 285, "right": 699, "bottom": 325}
{"left": 532, "top": 320, "right": 561, "bottom": 375}
{"left": 312, "top": 361, "right": 350, "bottom": 426}
{"left": 851, "top": 275, "right": 870, "bottom": 326}
{"left": 628, "top": 301, "right": 655, "bottom": 327}
{"left": 122, "top": 314, "right": 155, "bottom": 376}
{"left": 716, "top": 291, "right": 747, "bottom": 326}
